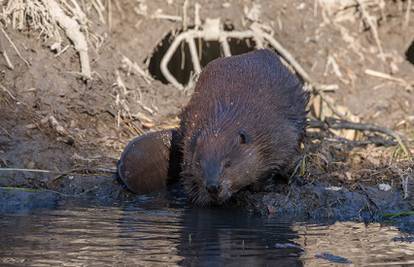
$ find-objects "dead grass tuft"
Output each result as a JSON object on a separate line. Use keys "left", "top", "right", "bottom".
{"left": 1, "top": 0, "right": 96, "bottom": 78}
{"left": 303, "top": 134, "right": 413, "bottom": 194}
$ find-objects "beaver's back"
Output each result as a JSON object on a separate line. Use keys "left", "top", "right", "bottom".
{"left": 181, "top": 49, "right": 309, "bottom": 143}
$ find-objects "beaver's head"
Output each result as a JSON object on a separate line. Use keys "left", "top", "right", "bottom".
{"left": 178, "top": 50, "right": 308, "bottom": 206}
{"left": 181, "top": 122, "right": 270, "bottom": 206}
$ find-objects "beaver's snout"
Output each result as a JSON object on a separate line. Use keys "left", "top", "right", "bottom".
{"left": 201, "top": 159, "right": 223, "bottom": 195}
{"left": 206, "top": 181, "right": 221, "bottom": 195}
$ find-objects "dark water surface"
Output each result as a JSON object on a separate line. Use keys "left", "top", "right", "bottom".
{"left": 0, "top": 197, "right": 414, "bottom": 266}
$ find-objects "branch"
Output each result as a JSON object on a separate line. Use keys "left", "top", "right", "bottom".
{"left": 309, "top": 118, "right": 412, "bottom": 157}
{"left": 0, "top": 167, "right": 117, "bottom": 175}
{"left": 41, "top": 0, "right": 91, "bottom": 79}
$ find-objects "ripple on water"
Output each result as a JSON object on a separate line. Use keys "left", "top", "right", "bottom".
{"left": 0, "top": 203, "right": 413, "bottom": 266}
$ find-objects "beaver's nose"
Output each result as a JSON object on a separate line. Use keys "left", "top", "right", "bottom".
{"left": 202, "top": 160, "right": 221, "bottom": 194}
{"left": 206, "top": 181, "right": 220, "bottom": 194}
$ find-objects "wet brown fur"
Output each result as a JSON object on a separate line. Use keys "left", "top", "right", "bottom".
{"left": 118, "top": 130, "right": 181, "bottom": 194}
{"left": 179, "top": 49, "right": 309, "bottom": 206}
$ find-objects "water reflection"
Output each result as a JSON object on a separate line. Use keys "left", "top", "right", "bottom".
{"left": 0, "top": 201, "right": 413, "bottom": 266}
{"left": 177, "top": 208, "right": 303, "bottom": 266}
{"left": 294, "top": 222, "right": 414, "bottom": 266}
{"left": 0, "top": 204, "right": 185, "bottom": 266}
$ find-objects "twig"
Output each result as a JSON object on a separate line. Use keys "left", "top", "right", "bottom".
{"left": 0, "top": 167, "right": 117, "bottom": 175}
{"left": 309, "top": 118, "right": 412, "bottom": 157}
{"left": 0, "top": 168, "right": 53, "bottom": 174}
{"left": 365, "top": 69, "right": 412, "bottom": 90}
{"left": 194, "top": 3, "right": 201, "bottom": 29}
{"left": 394, "top": 166, "right": 413, "bottom": 199}
{"left": 51, "top": 166, "right": 117, "bottom": 181}
{"left": 108, "top": 0, "right": 112, "bottom": 31}
{"left": 91, "top": 0, "right": 105, "bottom": 23}
{"left": 0, "top": 35, "right": 14, "bottom": 69}
{"left": 404, "top": 0, "right": 412, "bottom": 29}
{"left": 323, "top": 136, "right": 397, "bottom": 147}
{"left": 1, "top": 51, "right": 14, "bottom": 70}
{"left": 355, "top": 0, "right": 385, "bottom": 61}
{"left": 121, "top": 55, "right": 153, "bottom": 84}
{"left": 54, "top": 44, "right": 70, "bottom": 57}
{"left": 0, "top": 27, "right": 30, "bottom": 67}
{"left": 182, "top": 0, "right": 189, "bottom": 30}
{"left": 317, "top": 92, "right": 346, "bottom": 119}
{"left": 0, "top": 186, "right": 101, "bottom": 198}
{"left": 151, "top": 13, "right": 182, "bottom": 21}
{"left": 402, "top": 175, "right": 409, "bottom": 199}
{"left": 0, "top": 84, "right": 17, "bottom": 101}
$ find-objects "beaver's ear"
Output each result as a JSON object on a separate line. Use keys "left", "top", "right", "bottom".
{"left": 238, "top": 130, "right": 251, "bottom": 145}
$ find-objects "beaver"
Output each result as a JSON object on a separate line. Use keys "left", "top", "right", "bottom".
{"left": 118, "top": 49, "right": 309, "bottom": 205}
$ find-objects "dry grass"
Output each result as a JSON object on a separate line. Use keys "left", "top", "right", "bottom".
{"left": 303, "top": 135, "right": 413, "bottom": 190}
{"left": 2, "top": 0, "right": 61, "bottom": 40}
{"left": 0, "top": 0, "right": 110, "bottom": 79}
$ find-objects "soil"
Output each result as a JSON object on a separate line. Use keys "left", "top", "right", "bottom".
{"left": 0, "top": 0, "right": 413, "bottom": 218}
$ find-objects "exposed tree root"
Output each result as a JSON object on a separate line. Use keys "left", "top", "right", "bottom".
{"left": 309, "top": 118, "right": 412, "bottom": 158}
{"left": 0, "top": 27, "right": 30, "bottom": 67}
{"left": 41, "top": 0, "right": 91, "bottom": 79}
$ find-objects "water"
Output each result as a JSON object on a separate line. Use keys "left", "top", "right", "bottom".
{"left": 0, "top": 198, "right": 413, "bottom": 266}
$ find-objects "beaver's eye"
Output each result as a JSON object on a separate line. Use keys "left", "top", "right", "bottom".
{"left": 238, "top": 131, "right": 250, "bottom": 145}
{"left": 224, "top": 160, "right": 231, "bottom": 168}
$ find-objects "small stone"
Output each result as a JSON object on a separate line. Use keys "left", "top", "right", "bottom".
{"left": 325, "top": 186, "right": 342, "bottom": 191}
{"left": 142, "top": 122, "right": 155, "bottom": 129}
{"left": 297, "top": 3, "right": 306, "bottom": 10}
{"left": 378, "top": 183, "right": 392, "bottom": 191}
{"left": 26, "top": 123, "right": 37, "bottom": 129}
{"left": 40, "top": 117, "right": 49, "bottom": 125}
{"left": 50, "top": 42, "right": 62, "bottom": 53}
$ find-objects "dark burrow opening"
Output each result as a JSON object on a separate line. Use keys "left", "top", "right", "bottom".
{"left": 147, "top": 28, "right": 257, "bottom": 87}
{"left": 406, "top": 39, "right": 414, "bottom": 65}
